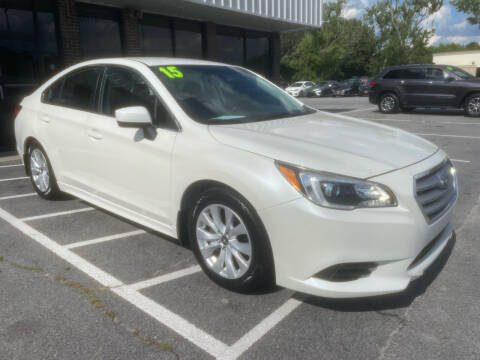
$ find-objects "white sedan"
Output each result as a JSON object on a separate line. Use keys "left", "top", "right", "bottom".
{"left": 14, "top": 58, "right": 457, "bottom": 298}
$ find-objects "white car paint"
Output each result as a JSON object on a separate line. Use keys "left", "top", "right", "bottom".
{"left": 15, "top": 58, "right": 456, "bottom": 298}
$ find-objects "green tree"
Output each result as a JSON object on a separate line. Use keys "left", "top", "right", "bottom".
{"left": 365, "top": 0, "right": 443, "bottom": 74}
{"left": 281, "top": 0, "right": 377, "bottom": 81}
{"left": 429, "top": 41, "right": 480, "bottom": 53}
{"left": 451, "top": 0, "right": 480, "bottom": 28}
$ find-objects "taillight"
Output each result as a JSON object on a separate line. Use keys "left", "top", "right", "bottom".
{"left": 370, "top": 80, "right": 377, "bottom": 87}
{"left": 14, "top": 104, "right": 22, "bottom": 118}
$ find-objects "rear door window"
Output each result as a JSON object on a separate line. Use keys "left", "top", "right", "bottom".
{"left": 424, "top": 68, "right": 447, "bottom": 80}
{"left": 59, "top": 68, "right": 102, "bottom": 112}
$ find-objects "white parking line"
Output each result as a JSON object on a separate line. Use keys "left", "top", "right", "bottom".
{"left": 0, "top": 205, "right": 229, "bottom": 358}
{"left": 0, "top": 164, "right": 23, "bottom": 168}
{"left": 341, "top": 106, "right": 377, "bottom": 113}
{"left": 366, "top": 118, "right": 480, "bottom": 126}
{"left": 127, "top": 265, "right": 201, "bottom": 291}
{"left": 218, "top": 296, "right": 304, "bottom": 360}
{"left": 0, "top": 176, "right": 29, "bottom": 182}
{"left": 0, "top": 193, "right": 36, "bottom": 201}
{"left": 415, "top": 133, "right": 480, "bottom": 139}
{"left": 65, "top": 230, "right": 146, "bottom": 249}
{"left": 21, "top": 207, "right": 94, "bottom": 221}
{"left": 451, "top": 159, "right": 471, "bottom": 164}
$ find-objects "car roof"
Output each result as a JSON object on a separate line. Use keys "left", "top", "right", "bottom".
{"left": 74, "top": 57, "right": 227, "bottom": 67}
{"left": 383, "top": 64, "right": 451, "bottom": 71}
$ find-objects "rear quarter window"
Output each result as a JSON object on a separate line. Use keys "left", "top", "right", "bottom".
{"left": 42, "top": 79, "right": 63, "bottom": 105}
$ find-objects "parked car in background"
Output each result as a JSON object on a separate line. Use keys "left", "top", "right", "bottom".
{"left": 359, "top": 78, "right": 372, "bottom": 96}
{"left": 307, "top": 81, "right": 338, "bottom": 97}
{"left": 285, "top": 81, "right": 315, "bottom": 97}
{"left": 333, "top": 78, "right": 362, "bottom": 96}
{"left": 369, "top": 64, "right": 480, "bottom": 116}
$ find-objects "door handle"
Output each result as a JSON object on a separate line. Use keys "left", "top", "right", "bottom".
{"left": 87, "top": 129, "right": 103, "bottom": 140}
{"left": 39, "top": 115, "right": 50, "bottom": 123}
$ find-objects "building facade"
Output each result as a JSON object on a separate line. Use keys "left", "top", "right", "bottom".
{"left": 0, "top": 0, "right": 322, "bottom": 151}
{"left": 433, "top": 50, "right": 480, "bottom": 77}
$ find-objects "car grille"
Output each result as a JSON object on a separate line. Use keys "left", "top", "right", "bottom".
{"left": 415, "top": 159, "right": 457, "bottom": 223}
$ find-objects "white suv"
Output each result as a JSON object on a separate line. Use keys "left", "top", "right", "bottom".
{"left": 14, "top": 58, "right": 457, "bottom": 298}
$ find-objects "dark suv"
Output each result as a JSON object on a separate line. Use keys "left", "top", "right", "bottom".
{"left": 369, "top": 64, "right": 480, "bottom": 116}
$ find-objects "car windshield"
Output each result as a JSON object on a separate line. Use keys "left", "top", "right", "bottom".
{"left": 151, "top": 65, "right": 315, "bottom": 124}
{"left": 448, "top": 66, "right": 475, "bottom": 80}
{"left": 290, "top": 82, "right": 304, "bottom": 87}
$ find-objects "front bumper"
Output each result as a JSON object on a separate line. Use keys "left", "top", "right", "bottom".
{"left": 259, "top": 151, "right": 456, "bottom": 298}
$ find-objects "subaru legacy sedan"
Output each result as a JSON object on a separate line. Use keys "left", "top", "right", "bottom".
{"left": 15, "top": 58, "right": 457, "bottom": 298}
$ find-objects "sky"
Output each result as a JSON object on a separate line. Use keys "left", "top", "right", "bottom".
{"left": 339, "top": 0, "right": 480, "bottom": 45}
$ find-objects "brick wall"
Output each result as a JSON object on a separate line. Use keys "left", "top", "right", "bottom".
{"left": 121, "top": 8, "right": 142, "bottom": 56}
{"left": 56, "top": 0, "right": 82, "bottom": 65}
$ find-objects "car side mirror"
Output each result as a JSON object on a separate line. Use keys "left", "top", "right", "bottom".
{"left": 446, "top": 77, "right": 455, "bottom": 82}
{"left": 115, "top": 106, "right": 152, "bottom": 127}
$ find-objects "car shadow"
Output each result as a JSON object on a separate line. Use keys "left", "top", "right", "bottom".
{"left": 295, "top": 235, "right": 455, "bottom": 312}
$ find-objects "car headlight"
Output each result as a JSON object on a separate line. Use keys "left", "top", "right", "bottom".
{"left": 276, "top": 162, "right": 397, "bottom": 209}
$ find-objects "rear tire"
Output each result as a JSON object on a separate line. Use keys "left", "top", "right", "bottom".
{"left": 188, "top": 187, "right": 275, "bottom": 293}
{"left": 465, "top": 93, "right": 480, "bottom": 117}
{"left": 379, "top": 93, "right": 400, "bottom": 114}
{"left": 27, "top": 142, "right": 62, "bottom": 200}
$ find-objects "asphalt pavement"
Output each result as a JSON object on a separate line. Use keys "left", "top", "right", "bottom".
{"left": 1, "top": 96, "right": 479, "bottom": 359}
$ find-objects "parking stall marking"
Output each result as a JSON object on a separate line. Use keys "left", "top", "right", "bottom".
{"left": 0, "top": 205, "right": 231, "bottom": 358}
{"left": 217, "top": 296, "right": 305, "bottom": 360}
{"left": 0, "top": 193, "right": 36, "bottom": 201}
{"left": 64, "top": 230, "right": 147, "bottom": 249}
{"left": 451, "top": 159, "right": 471, "bottom": 164}
{"left": 0, "top": 164, "right": 23, "bottom": 168}
{"left": 415, "top": 133, "right": 480, "bottom": 140}
{"left": 127, "top": 265, "right": 201, "bottom": 291}
{"left": 20, "top": 207, "right": 95, "bottom": 222}
{"left": 0, "top": 176, "right": 29, "bottom": 182}
{"left": 341, "top": 106, "right": 378, "bottom": 114}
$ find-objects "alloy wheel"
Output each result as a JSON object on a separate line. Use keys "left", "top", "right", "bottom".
{"left": 196, "top": 204, "right": 252, "bottom": 279}
{"left": 30, "top": 148, "right": 50, "bottom": 193}
{"left": 381, "top": 95, "right": 397, "bottom": 112}
{"left": 467, "top": 96, "right": 480, "bottom": 115}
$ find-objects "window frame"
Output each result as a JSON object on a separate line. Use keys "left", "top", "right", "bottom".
{"left": 97, "top": 64, "right": 180, "bottom": 132}
{"left": 41, "top": 65, "right": 104, "bottom": 113}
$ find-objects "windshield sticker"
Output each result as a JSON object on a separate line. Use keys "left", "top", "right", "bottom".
{"left": 447, "top": 66, "right": 453, "bottom": 70}
{"left": 159, "top": 66, "right": 184, "bottom": 79}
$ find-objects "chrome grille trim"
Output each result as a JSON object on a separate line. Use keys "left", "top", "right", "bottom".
{"left": 414, "top": 159, "right": 457, "bottom": 224}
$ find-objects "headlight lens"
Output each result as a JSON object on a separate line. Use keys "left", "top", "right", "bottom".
{"left": 276, "top": 163, "right": 397, "bottom": 210}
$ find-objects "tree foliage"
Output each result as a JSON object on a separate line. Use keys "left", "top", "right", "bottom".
{"left": 364, "top": 0, "right": 443, "bottom": 74}
{"left": 429, "top": 41, "right": 480, "bottom": 53}
{"left": 451, "top": 0, "right": 480, "bottom": 28}
{"left": 281, "top": 0, "right": 376, "bottom": 81}
{"left": 280, "top": 0, "right": 448, "bottom": 81}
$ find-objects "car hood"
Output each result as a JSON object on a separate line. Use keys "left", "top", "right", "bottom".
{"left": 286, "top": 86, "right": 301, "bottom": 91}
{"left": 209, "top": 112, "right": 438, "bottom": 179}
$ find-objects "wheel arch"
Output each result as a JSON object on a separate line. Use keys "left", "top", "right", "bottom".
{"left": 460, "top": 90, "right": 480, "bottom": 107}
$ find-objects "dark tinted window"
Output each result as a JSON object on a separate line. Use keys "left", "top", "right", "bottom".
{"left": 59, "top": 68, "right": 101, "bottom": 111}
{"left": 245, "top": 34, "right": 269, "bottom": 76}
{"left": 424, "top": 68, "right": 446, "bottom": 80}
{"left": 174, "top": 19, "right": 202, "bottom": 58}
{"left": 217, "top": 27, "right": 244, "bottom": 66}
{"left": 383, "top": 68, "right": 425, "bottom": 79}
{"left": 101, "top": 67, "right": 174, "bottom": 129}
{"left": 141, "top": 15, "right": 173, "bottom": 56}
{"left": 77, "top": 4, "right": 122, "bottom": 58}
{"left": 42, "top": 79, "right": 63, "bottom": 105}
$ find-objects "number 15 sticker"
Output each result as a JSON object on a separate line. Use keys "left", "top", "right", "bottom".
{"left": 159, "top": 66, "right": 184, "bottom": 78}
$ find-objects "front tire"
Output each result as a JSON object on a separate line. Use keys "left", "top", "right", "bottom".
{"left": 189, "top": 188, "right": 274, "bottom": 293}
{"left": 379, "top": 93, "right": 400, "bottom": 113}
{"left": 465, "top": 93, "right": 480, "bottom": 117}
{"left": 27, "top": 142, "right": 62, "bottom": 199}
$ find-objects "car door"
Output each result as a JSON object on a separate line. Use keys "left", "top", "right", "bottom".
{"left": 423, "top": 67, "right": 460, "bottom": 106}
{"left": 84, "top": 66, "right": 178, "bottom": 226}
{"left": 37, "top": 66, "right": 103, "bottom": 188}
{"left": 399, "top": 68, "right": 432, "bottom": 106}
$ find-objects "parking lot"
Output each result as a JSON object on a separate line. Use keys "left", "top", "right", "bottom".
{"left": 1, "top": 96, "right": 479, "bottom": 360}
